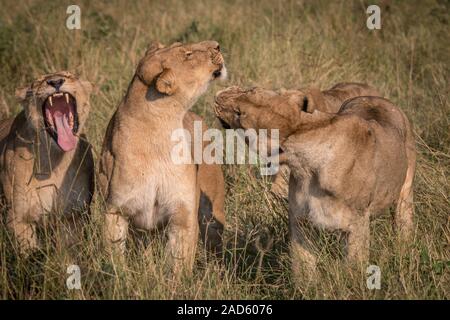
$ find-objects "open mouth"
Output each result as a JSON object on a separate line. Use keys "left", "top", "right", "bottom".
{"left": 42, "top": 92, "right": 79, "bottom": 152}
{"left": 218, "top": 117, "right": 231, "bottom": 129}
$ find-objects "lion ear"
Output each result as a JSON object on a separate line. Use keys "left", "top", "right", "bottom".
{"left": 155, "top": 69, "right": 177, "bottom": 95}
{"left": 137, "top": 55, "right": 164, "bottom": 86}
{"left": 15, "top": 86, "right": 31, "bottom": 102}
{"left": 145, "top": 41, "right": 165, "bottom": 56}
{"left": 300, "top": 88, "right": 324, "bottom": 113}
{"left": 169, "top": 42, "right": 182, "bottom": 48}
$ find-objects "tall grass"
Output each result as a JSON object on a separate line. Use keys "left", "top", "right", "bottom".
{"left": 0, "top": 0, "right": 448, "bottom": 299}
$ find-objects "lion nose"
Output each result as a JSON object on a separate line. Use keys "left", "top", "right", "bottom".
{"left": 46, "top": 78, "right": 65, "bottom": 91}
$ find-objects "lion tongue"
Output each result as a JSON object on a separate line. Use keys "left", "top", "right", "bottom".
{"left": 53, "top": 111, "right": 77, "bottom": 152}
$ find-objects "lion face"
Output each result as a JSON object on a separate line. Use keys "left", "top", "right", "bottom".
{"left": 136, "top": 40, "right": 226, "bottom": 104}
{"left": 214, "top": 86, "right": 311, "bottom": 143}
{"left": 15, "top": 71, "right": 92, "bottom": 152}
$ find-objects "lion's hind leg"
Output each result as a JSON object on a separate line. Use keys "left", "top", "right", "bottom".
{"left": 395, "top": 160, "right": 415, "bottom": 241}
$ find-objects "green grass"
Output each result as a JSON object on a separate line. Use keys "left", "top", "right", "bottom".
{"left": 0, "top": 0, "right": 448, "bottom": 299}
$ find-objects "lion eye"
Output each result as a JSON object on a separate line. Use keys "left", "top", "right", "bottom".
{"left": 185, "top": 51, "right": 193, "bottom": 58}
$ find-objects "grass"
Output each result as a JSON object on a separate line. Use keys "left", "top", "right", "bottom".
{"left": 0, "top": 0, "right": 449, "bottom": 299}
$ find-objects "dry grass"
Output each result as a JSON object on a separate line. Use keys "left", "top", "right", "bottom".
{"left": 0, "top": 0, "right": 448, "bottom": 299}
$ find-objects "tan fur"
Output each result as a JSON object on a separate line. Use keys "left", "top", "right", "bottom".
{"left": 183, "top": 112, "right": 226, "bottom": 255}
{"left": 271, "top": 83, "right": 381, "bottom": 197}
{"left": 99, "top": 41, "right": 226, "bottom": 273}
{"left": 0, "top": 71, "right": 94, "bottom": 253}
{"left": 215, "top": 86, "right": 416, "bottom": 279}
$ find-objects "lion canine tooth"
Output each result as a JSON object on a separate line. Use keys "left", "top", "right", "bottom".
{"left": 49, "top": 96, "right": 53, "bottom": 106}
{"left": 65, "top": 93, "right": 69, "bottom": 104}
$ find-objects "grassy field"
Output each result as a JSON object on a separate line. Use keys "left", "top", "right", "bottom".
{"left": 0, "top": 0, "right": 448, "bottom": 299}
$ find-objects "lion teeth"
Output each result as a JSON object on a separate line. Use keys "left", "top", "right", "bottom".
{"left": 69, "top": 113, "right": 74, "bottom": 128}
{"left": 53, "top": 92, "right": 63, "bottom": 97}
{"left": 65, "top": 93, "right": 69, "bottom": 104}
{"left": 49, "top": 96, "right": 53, "bottom": 106}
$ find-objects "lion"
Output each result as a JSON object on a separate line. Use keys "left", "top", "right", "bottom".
{"left": 267, "top": 83, "right": 381, "bottom": 198}
{"left": 214, "top": 86, "right": 415, "bottom": 278}
{"left": 0, "top": 71, "right": 94, "bottom": 254}
{"left": 183, "top": 112, "right": 226, "bottom": 256}
{"left": 98, "top": 41, "right": 226, "bottom": 273}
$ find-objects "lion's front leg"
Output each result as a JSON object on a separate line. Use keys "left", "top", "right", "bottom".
{"left": 6, "top": 209, "right": 39, "bottom": 255}
{"left": 289, "top": 215, "right": 318, "bottom": 283}
{"left": 6, "top": 186, "right": 41, "bottom": 255}
{"left": 104, "top": 211, "right": 129, "bottom": 259}
{"left": 166, "top": 202, "right": 199, "bottom": 276}
{"left": 270, "top": 164, "right": 290, "bottom": 198}
{"left": 288, "top": 177, "right": 318, "bottom": 284}
{"left": 345, "top": 212, "right": 370, "bottom": 264}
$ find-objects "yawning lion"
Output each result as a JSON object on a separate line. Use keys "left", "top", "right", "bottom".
{"left": 0, "top": 71, "right": 94, "bottom": 253}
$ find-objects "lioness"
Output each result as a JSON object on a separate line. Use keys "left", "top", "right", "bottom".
{"left": 268, "top": 83, "right": 381, "bottom": 197}
{"left": 99, "top": 41, "right": 226, "bottom": 272}
{"left": 0, "top": 71, "right": 94, "bottom": 253}
{"left": 215, "top": 86, "right": 415, "bottom": 277}
{"left": 183, "top": 112, "right": 226, "bottom": 255}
